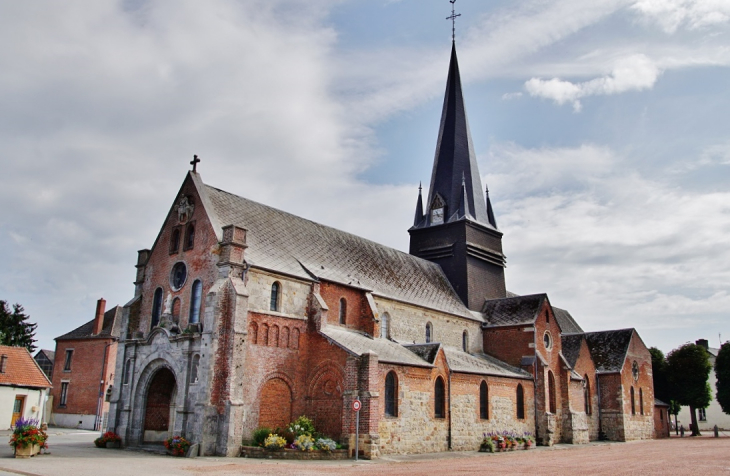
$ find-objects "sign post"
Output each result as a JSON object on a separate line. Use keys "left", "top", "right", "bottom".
{"left": 353, "top": 397, "right": 361, "bottom": 461}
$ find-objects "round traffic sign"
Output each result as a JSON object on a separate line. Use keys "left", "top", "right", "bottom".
{"left": 352, "top": 400, "right": 362, "bottom": 411}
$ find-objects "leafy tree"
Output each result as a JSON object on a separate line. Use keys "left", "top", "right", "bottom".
{"left": 668, "top": 400, "right": 681, "bottom": 435}
{"left": 716, "top": 342, "right": 730, "bottom": 415}
{"left": 650, "top": 347, "right": 670, "bottom": 402}
{"left": 0, "top": 301, "right": 37, "bottom": 352}
{"left": 667, "top": 343, "right": 712, "bottom": 436}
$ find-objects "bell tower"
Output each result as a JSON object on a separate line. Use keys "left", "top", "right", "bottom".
{"left": 409, "top": 43, "right": 506, "bottom": 311}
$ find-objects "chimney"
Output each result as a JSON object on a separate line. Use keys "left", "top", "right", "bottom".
{"left": 93, "top": 298, "right": 106, "bottom": 335}
{"left": 696, "top": 339, "right": 709, "bottom": 350}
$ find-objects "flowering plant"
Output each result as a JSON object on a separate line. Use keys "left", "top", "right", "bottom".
{"left": 287, "top": 416, "right": 316, "bottom": 438}
{"left": 94, "top": 431, "right": 122, "bottom": 448}
{"left": 316, "top": 437, "right": 337, "bottom": 452}
{"left": 293, "top": 434, "right": 315, "bottom": 451}
{"left": 264, "top": 434, "right": 287, "bottom": 451}
{"left": 9, "top": 418, "right": 48, "bottom": 450}
{"left": 164, "top": 435, "right": 191, "bottom": 456}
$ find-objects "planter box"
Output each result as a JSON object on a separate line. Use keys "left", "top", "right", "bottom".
{"left": 106, "top": 441, "right": 122, "bottom": 449}
{"left": 14, "top": 444, "right": 40, "bottom": 459}
{"left": 240, "top": 446, "right": 349, "bottom": 460}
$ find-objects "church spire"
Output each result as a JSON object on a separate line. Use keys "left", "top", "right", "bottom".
{"left": 423, "top": 43, "right": 494, "bottom": 229}
{"left": 485, "top": 184, "right": 497, "bottom": 228}
{"left": 414, "top": 183, "right": 424, "bottom": 227}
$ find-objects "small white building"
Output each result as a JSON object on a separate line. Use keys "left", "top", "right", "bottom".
{"left": 0, "top": 345, "right": 52, "bottom": 429}
{"left": 677, "top": 339, "right": 730, "bottom": 431}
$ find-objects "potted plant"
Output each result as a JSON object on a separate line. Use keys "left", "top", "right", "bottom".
{"left": 10, "top": 418, "right": 47, "bottom": 458}
{"left": 479, "top": 433, "right": 495, "bottom": 453}
{"left": 164, "top": 435, "right": 192, "bottom": 456}
{"left": 94, "top": 431, "right": 122, "bottom": 448}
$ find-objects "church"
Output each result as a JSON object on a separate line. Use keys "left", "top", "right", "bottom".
{"left": 107, "top": 41, "right": 656, "bottom": 457}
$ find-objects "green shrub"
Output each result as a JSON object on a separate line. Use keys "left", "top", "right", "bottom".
{"left": 252, "top": 427, "right": 272, "bottom": 447}
{"left": 288, "top": 415, "right": 316, "bottom": 437}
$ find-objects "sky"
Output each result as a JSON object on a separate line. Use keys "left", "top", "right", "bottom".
{"left": 1, "top": 0, "right": 729, "bottom": 355}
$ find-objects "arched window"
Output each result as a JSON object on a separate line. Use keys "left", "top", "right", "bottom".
{"left": 630, "top": 386, "right": 636, "bottom": 415}
{"left": 380, "top": 313, "right": 390, "bottom": 339}
{"left": 170, "top": 227, "right": 181, "bottom": 254}
{"left": 425, "top": 322, "right": 432, "bottom": 343}
{"left": 434, "top": 376, "right": 445, "bottom": 418}
{"left": 584, "top": 375, "right": 592, "bottom": 415}
{"left": 480, "top": 381, "right": 488, "bottom": 420}
{"left": 270, "top": 282, "right": 280, "bottom": 312}
{"left": 639, "top": 388, "right": 644, "bottom": 415}
{"left": 151, "top": 288, "right": 163, "bottom": 328}
{"left": 123, "top": 359, "right": 132, "bottom": 385}
{"left": 516, "top": 384, "right": 525, "bottom": 419}
{"left": 548, "top": 370, "right": 557, "bottom": 413}
{"left": 189, "top": 279, "right": 202, "bottom": 324}
{"left": 385, "top": 371, "right": 398, "bottom": 417}
{"left": 339, "top": 298, "right": 346, "bottom": 325}
{"left": 462, "top": 330, "right": 468, "bottom": 352}
{"left": 184, "top": 222, "right": 195, "bottom": 250}
{"left": 190, "top": 354, "right": 200, "bottom": 384}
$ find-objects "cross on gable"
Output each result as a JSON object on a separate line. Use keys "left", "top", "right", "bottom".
{"left": 446, "top": 0, "right": 461, "bottom": 43}
{"left": 190, "top": 154, "right": 200, "bottom": 173}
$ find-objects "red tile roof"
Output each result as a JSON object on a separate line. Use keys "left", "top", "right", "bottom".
{"left": 0, "top": 346, "right": 52, "bottom": 389}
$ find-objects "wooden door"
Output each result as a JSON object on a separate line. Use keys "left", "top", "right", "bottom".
{"left": 11, "top": 396, "right": 25, "bottom": 428}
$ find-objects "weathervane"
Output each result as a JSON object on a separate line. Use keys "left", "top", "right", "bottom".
{"left": 446, "top": 0, "right": 461, "bottom": 44}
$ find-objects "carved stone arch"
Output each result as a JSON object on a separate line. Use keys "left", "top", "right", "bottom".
{"left": 306, "top": 361, "right": 345, "bottom": 439}
{"left": 131, "top": 358, "right": 181, "bottom": 445}
{"left": 257, "top": 372, "right": 295, "bottom": 430}
{"left": 281, "top": 326, "right": 290, "bottom": 349}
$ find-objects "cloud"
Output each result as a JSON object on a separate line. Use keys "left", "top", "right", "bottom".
{"left": 524, "top": 54, "right": 661, "bottom": 111}
{"left": 632, "top": 0, "right": 730, "bottom": 33}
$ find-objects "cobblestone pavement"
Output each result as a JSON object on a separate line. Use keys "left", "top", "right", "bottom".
{"left": 0, "top": 428, "right": 728, "bottom": 476}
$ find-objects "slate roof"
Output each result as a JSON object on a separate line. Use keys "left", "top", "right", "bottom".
{"left": 204, "top": 184, "right": 474, "bottom": 319}
{"left": 561, "top": 334, "right": 584, "bottom": 368}
{"left": 56, "top": 306, "right": 123, "bottom": 341}
{"left": 319, "top": 327, "right": 434, "bottom": 368}
{"left": 482, "top": 294, "right": 546, "bottom": 327}
{"left": 553, "top": 307, "right": 583, "bottom": 334}
{"left": 655, "top": 398, "right": 670, "bottom": 407}
{"left": 0, "top": 346, "right": 52, "bottom": 389}
{"left": 442, "top": 347, "right": 532, "bottom": 379}
{"left": 36, "top": 349, "right": 55, "bottom": 362}
{"left": 405, "top": 343, "right": 440, "bottom": 364}
{"left": 584, "top": 329, "right": 635, "bottom": 373}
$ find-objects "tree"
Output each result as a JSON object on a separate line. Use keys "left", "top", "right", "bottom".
{"left": 667, "top": 343, "right": 712, "bottom": 436}
{"left": 716, "top": 342, "right": 730, "bottom": 415}
{"left": 650, "top": 347, "right": 670, "bottom": 402}
{"left": 0, "top": 301, "right": 37, "bottom": 352}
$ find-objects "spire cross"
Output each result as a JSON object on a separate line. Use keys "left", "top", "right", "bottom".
{"left": 446, "top": 0, "right": 461, "bottom": 44}
{"left": 190, "top": 154, "right": 200, "bottom": 173}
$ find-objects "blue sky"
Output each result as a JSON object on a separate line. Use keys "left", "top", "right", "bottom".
{"left": 1, "top": 0, "right": 729, "bottom": 354}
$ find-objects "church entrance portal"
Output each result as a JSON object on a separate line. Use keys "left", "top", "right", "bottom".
{"left": 143, "top": 368, "right": 177, "bottom": 443}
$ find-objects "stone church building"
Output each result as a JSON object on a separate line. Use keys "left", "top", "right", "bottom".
{"left": 107, "top": 44, "right": 656, "bottom": 457}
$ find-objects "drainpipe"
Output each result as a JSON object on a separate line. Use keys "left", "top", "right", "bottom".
{"left": 447, "top": 370, "right": 452, "bottom": 450}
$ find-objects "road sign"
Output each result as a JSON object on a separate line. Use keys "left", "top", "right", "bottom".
{"left": 353, "top": 399, "right": 362, "bottom": 411}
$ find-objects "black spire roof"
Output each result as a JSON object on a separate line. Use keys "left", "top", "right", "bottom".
{"left": 417, "top": 43, "right": 493, "bottom": 229}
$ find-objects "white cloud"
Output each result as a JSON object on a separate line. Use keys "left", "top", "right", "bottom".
{"left": 632, "top": 0, "right": 730, "bottom": 33}
{"left": 524, "top": 54, "right": 661, "bottom": 111}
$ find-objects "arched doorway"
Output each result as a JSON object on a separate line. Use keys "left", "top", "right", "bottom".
{"left": 143, "top": 368, "right": 177, "bottom": 443}
{"left": 307, "top": 366, "right": 344, "bottom": 439}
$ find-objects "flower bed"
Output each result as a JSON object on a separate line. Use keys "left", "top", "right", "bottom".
{"left": 240, "top": 446, "right": 349, "bottom": 460}
{"left": 94, "top": 431, "right": 122, "bottom": 448}
{"left": 244, "top": 415, "right": 346, "bottom": 460}
{"left": 479, "top": 432, "right": 535, "bottom": 453}
{"left": 10, "top": 418, "right": 48, "bottom": 458}
{"left": 164, "top": 436, "right": 191, "bottom": 456}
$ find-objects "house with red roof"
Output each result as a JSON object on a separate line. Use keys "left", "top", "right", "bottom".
{"left": 0, "top": 345, "right": 52, "bottom": 429}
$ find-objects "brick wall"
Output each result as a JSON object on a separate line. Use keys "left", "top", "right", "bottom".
{"left": 619, "top": 333, "right": 654, "bottom": 441}
{"left": 483, "top": 326, "right": 533, "bottom": 368}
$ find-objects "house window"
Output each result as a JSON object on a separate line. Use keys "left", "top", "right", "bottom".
{"left": 699, "top": 408, "right": 706, "bottom": 421}
{"left": 60, "top": 382, "right": 69, "bottom": 407}
{"left": 385, "top": 371, "right": 398, "bottom": 417}
{"left": 434, "top": 377, "right": 445, "bottom": 418}
{"left": 184, "top": 222, "right": 195, "bottom": 251}
{"left": 548, "top": 370, "right": 557, "bottom": 413}
{"left": 0, "top": 355, "right": 6, "bottom": 373}
{"left": 516, "top": 384, "right": 525, "bottom": 419}
{"left": 380, "top": 313, "right": 390, "bottom": 339}
{"left": 169, "top": 227, "right": 181, "bottom": 254}
{"left": 270, "top": 282, "right": 281, "bottom": 311}
{"left": 480, "top": 381, "right": 489, "bottom": 420}
{"left": 151, "top": 287, "right": 163, "bottom": 328}
{"left": 462, "top": 330, "right": 468, "bottom": 352}
{"left": 660, "top": 409, "right": 664, "bottom": 421}
{"left": 584, "top": 375, "right": 592, "bottom": 415}
{"left": 339, "top": 298, "right": 346, "bottom": 325}
{"left": 639, "top": 388, "right": 644, "bottom": 415}
{"left": 63, "top": 349, "right": 74, "bottom": 371}
{"left": 123, "top": 359, "right": 132, "bottom": 385}
{"left": 189, "top": 279, "right": 203, "bottom": 324}
{"left": 425, "top": 322, "right": 432, "bottom": 343}
{"left": 630, "top": 386, "right": 636, "bottom": 415}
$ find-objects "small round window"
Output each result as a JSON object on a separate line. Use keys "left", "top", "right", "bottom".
{"left": 543, "top": 331, "right": 553, "bottom": 350}
{"left": 170, "top": 262, "right": 188, "bottom": 290}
